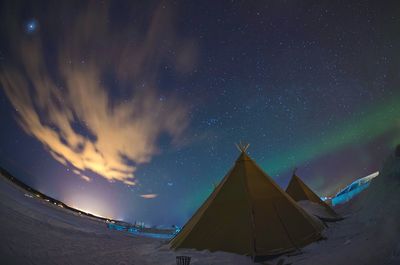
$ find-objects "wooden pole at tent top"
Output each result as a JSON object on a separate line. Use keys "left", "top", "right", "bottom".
{"left": 235, "top": 142, "right": 250, "bottom": 153}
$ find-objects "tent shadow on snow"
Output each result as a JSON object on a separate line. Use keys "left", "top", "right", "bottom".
{"left": 170, "top": 144, "right": 325, "bottom": 259}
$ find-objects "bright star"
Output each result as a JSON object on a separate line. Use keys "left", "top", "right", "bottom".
{"left": 25, "top": 19, "right": 38, "bottom": 34}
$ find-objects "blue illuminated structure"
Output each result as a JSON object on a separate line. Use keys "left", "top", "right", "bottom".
{"left": 107, "top": 223, "right": 128, "bottom": 231}
{"left": 128, "top": 228, "right": 174, "bottom": 239}
{"left": 107, "top": 223, "right": 179, "bottom": 239}
{"left": 332, "top": 172, "right": 379, "bottom": 206}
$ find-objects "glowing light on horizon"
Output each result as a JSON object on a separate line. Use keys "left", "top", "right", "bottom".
{"left": 71, "top": 205, "right": 112, "bottom": 219}
{"left": 65, "top": 190, "right": 119, "bottom": 220}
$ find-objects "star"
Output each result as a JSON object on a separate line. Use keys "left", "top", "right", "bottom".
{"left": 25, "top": 19, "right": 38, "bottom": 34}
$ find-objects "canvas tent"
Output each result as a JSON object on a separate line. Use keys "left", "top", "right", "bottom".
{"left": 170, "top": 145, "right": 324, "bottom": 257}
{"left": 286, "top": 173, "right": 342, "bottom": 221}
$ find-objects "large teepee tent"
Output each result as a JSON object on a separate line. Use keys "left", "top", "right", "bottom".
{"left": 170, "top": 145, "right": 324, "bottom": 257}
{"left": 286, "top": 173, "right": 342, "bottom": 221}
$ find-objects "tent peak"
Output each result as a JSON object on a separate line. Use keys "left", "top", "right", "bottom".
{"left": 235, "top": 142, "right": 250, "bottom": 153}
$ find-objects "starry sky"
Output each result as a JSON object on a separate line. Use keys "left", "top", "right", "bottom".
{"left": 0, "top": 0, "right": 399, "bottom": 226}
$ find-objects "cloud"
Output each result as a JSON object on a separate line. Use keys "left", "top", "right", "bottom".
{"left": 140, "top": 194, "right": 158, "bottom": 199}
{"left": 72, "top": 169, "right": 91, "bottom": 182}
{"left": 0, "top": 1, "right": 196, "bottom": 185}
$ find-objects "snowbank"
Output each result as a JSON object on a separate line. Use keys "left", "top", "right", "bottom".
{"left": 0, "top": 175, "right": 254, "bottom": 265}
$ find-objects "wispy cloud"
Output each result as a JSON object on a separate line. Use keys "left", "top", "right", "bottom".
{"left": 140, "top": 194, "right": 158, "bottom": 199}
{"left": 72, "top": 169, "right": 91, "bottom": 182}
{"left": 0, "top": 1, "right": 197, "bottom": 185}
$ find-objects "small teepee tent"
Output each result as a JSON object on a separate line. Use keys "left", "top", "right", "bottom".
{"left": 170, "top": 144, "right": 324, "bottom": 257}
{"left": 286, "top": 172, "right": 342, "bottom": 221}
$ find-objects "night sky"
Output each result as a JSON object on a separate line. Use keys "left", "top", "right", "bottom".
{"left": 0, "top": 1, "right": 399, "bottom": 226}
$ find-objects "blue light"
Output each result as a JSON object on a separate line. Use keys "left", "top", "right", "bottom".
{"left": 107, "top": 223, "right": 127, "bottom": 231}
{"left": 332, "top": 180, "right": 371, "bottom": 206}
{"left": 128, "top": 229, "right": 174, "bottom": 239}
{"left": 107, "top": 223, "right": 176, "bottom": 239}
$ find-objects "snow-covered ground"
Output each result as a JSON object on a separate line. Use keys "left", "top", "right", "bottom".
{"left": 1, "top": 152, "right": 399, "bottom": 264}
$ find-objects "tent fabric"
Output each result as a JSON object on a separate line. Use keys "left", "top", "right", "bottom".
{"left": 297, "top": 200, "right": 340, "bottom": 221}
{"left": 170, "top": 152, "right": 324, "bottom": 257}
{"left": 286, "top": 174, "right": 342, "bottom": 221}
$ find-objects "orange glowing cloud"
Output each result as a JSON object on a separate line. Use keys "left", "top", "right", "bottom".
{"left": 139, "top": 194, "right": 158, "bottom": 199}
{"left": 0, "top": 2, "right": 196, "bottom": 185}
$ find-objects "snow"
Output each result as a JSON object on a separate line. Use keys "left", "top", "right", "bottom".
{"left": 0, "top": 176, "right": 252, "bottom": 265}
{"left": 1, "top": 153, "right": 399, "bottom": 264}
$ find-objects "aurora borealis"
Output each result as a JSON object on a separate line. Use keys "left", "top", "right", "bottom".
{"left": 0, "top": 1, "right": 399, "bottom": 225}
